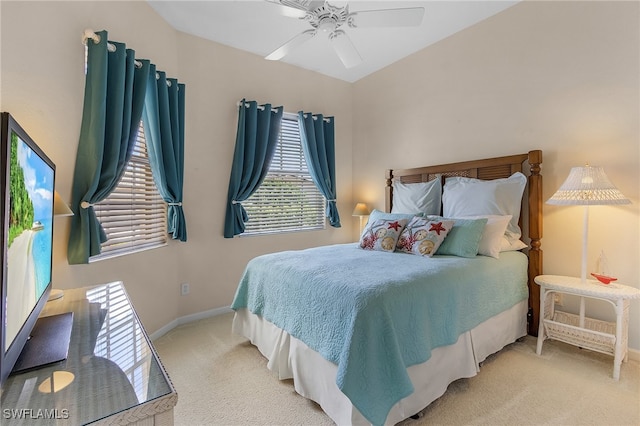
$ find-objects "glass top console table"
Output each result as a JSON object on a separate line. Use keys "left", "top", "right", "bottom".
{"left": 1, "top": 282, "right": 177, "bottom": 425}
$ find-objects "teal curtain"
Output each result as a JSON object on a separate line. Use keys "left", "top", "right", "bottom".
{"left": 298, "top": 111, "right": 341, "bottom": 227}
{"left": 224, "top": 100, "right": 283, "bottom": 238}
{"left": 143, "top": 65, "right": 187, "bottom": 241}
{"left": 68, "top": 30, "right": 150, "bottom": 264}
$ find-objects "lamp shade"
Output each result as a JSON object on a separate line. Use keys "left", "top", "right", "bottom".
{"left": 352, "top": 202, "right": 370, "bottom": 216}
{"left": 54, "top": 191, "right": 74, "bottom": 217}
{"left": 547, "top": 166, "right": 630, "bottom": 206}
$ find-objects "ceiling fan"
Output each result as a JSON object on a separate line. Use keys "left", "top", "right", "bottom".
{"left": 264, "top": 0, "right": 425, "bottom": 68}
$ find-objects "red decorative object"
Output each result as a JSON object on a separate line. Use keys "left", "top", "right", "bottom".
{"left": 591, "top": 273, "right": 617, "bottom": 285}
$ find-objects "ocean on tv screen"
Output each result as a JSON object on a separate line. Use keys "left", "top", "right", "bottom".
{"left": 5, "top": 133, "right": 54, "bottom": 351}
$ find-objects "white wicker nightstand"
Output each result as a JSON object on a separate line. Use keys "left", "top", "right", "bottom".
{"left": 534, "top": 275, "right": 640, "bottom": 380}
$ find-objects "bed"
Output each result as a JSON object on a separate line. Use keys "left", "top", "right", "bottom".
{"left": 231, "top": 150, "right": 543, "bottom": 425}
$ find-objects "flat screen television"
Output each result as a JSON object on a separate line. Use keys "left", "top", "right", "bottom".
{"left": 0, "top": 112, "right": 72, "bottom": 389}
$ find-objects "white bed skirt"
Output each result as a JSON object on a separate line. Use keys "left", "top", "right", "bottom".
{"left": 232, "top": 300, "right": 527, "bottom": 425}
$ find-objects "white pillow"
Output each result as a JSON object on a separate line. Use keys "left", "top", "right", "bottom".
{"left": 459, "top": 215, "right": 511, "bottom": 258}
{"left": 391, "top": 177, "right": 441, "bottom": 215}
{"left": 442, "top": 172, "right": 526, "bottom": 244}
{"left": 501, "top": 237, "right": 528, "bottom": 252}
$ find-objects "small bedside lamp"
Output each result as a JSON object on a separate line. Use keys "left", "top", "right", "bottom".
{"left": 49, "top": 191, "right": 74, "bottom": 302}
{"left": 352, "top": 202, "right": 370, "bottom": 235}
{"left": 54, "top": 191, "right": 74, "bottom": 217}
{"left": 547, "top": 165, "right": 630, "bottom": 283}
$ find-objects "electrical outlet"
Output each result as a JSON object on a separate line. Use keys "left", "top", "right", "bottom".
{"left": 181, "top": 283, "right": 190, "bottom": 296}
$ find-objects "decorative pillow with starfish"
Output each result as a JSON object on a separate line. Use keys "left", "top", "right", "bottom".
{"left": 396, "top": 216, "right": 455, "bottom": 257}
{"left": 359, "top": 218, "right": 409, "bottom": 253}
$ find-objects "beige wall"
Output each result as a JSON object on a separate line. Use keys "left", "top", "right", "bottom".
{"left": 0, "top": 1, "right": 354, "bottom": 334}
{"left": 353, "top": 1, "right": 640, "bottom": 349}
{"left": 2, "top": 1, "right": 638, "bottom": 350}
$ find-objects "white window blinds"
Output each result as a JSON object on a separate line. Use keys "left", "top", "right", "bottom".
{"left": 242, "top": 113, "right": 325, "bottom": 235}
{"left": 91, "top": 122, "right": 167, "bottom": 260}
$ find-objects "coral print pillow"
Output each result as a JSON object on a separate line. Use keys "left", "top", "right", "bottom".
{"left": 359, "top": 219, "right": 408, "bottom": 253}
{"left": 397, "top": 217, "right": 454, "bottom": 257}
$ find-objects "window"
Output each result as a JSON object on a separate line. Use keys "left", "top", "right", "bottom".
{"left": 242, "top": 113, "right": 325, "bottom": 235}
{"left": 91, "top": 121, "right": 167, "bottom": 260}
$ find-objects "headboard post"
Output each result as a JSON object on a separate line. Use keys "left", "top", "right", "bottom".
{"left": 385, "top": 170, "right": 393, "bottom": 213}
{"left": 527, "top": 149, "right": 543, "bottom": 336}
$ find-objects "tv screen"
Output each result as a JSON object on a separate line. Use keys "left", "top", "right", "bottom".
{"left": 0, "top": 112, "right": 69, "bottom": 388}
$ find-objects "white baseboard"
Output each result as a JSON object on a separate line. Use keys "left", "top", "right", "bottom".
{"left": 149, "top": 306, "right": 233, "bottom": 341}
{"left": 628, "top": 347, "right": 640, "bottom": 363}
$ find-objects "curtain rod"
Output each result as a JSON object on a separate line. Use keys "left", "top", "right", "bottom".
{"left": 82, "top": 29, "right": 116, "bottom": 53}
{"left": 301, "top": 112, "right": 332, "bottom": 123}
{"left": 235, "top": 102, "right": 329, "bottom": 121}
{"left": 82, "top": 29, "right": 176, "bottom": 88}
{"left": 237, "top": 101, "right": 280, "bottom": 113}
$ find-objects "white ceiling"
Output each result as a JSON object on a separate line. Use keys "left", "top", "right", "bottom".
{"left": 147, "top": 1, "right": 519, "bottom": 83}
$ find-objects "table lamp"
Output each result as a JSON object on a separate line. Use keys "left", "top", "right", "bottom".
{"left": 54, "top": 191, "right": 74, "bottom": 217}
{"left": 546, "top": 165, "right": 630, "bottom": 283}
{"left": 352, "top": 202, "right": 370, "bottom": 235}
{"left": 49, "top": 191, "right": 74, "bottom": 301}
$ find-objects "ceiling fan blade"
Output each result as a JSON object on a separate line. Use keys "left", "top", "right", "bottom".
{"left": 306, "top": 0, "right": 326, "bottom": 11}
{"left": 329, "top": 30, "right": 362, "bottom": 69}
{"left": 264, "top": 0, "right": 306, "bottom": 12}
{"left": 264, "top": 0, "right": 307, "bottom": 18}
{"left": 264, "top": 0, "right": 325, "bottom": 15}
{"left": 349, "top": 7, "right": 425, "bottom": 28}
{"left": 265, "top": 29, "right": 316, "bottom": 61}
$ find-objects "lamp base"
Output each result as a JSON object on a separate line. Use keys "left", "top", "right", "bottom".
{"left": 48, "top": 289, "right": 64, "bottom": 301}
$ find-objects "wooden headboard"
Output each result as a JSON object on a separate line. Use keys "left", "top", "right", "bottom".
{"left": 385, "top": 150, "right": 543, "bottom": 336}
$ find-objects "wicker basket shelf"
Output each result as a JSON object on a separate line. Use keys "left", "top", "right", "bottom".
{"left": 543, "top": 310, "right": 616, "bottom": 356}
{"left": 535, "top": 275, "right": 640, "bottom": 381}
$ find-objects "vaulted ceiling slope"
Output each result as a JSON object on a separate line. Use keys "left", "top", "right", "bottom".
{"left": 147, "top": 1, "right": 520, "bottom": 83}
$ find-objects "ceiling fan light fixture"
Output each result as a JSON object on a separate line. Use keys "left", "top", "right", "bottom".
{"left": 318, "top": 17, "right": 337, "bottom": 33}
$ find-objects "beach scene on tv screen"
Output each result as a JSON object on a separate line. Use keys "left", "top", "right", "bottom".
{"left": 5, "top": 130, "right": 54, "bottom": 352}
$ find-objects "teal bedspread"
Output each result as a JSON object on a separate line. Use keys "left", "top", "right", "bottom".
{"left": 231, "top": 243, "right": 528, "bottom": 425}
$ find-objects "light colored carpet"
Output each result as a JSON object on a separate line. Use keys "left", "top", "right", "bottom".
{"left": 153, "top": 312, "right": 640, "bottom": 425}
